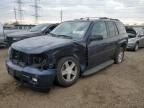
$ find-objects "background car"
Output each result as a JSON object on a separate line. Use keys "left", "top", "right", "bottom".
{"left": 126, "top": 26, "right": 144, "bottom": 51}
{"left": 6, "top": 23, "right": 59, "bottom": 46}
{"left": 0, "top": 23, "right": 7, "bottom": 46}
{"left": 4, "top": 29, "right": 25, "bottom": 35}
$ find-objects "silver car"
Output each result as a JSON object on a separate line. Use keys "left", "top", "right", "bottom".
{"left": 126, "top": 27, "right": 144, "bottom": 51}
{"left": 0, "top": 23, "right": 6, "bottom": 46}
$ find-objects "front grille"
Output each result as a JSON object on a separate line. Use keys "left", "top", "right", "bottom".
{"left": 11, "top": 49, "right": 48, "bottom": 69}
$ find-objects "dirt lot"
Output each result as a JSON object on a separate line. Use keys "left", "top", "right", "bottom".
{"left": 0, "top": 48, "right": 144, "bottom": 108}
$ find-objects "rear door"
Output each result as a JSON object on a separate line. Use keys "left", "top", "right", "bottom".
{"left": 106, "top": 21, "right": 120, "bottom": 57}
{"left": 88, "top": 21, "right": 115, "bottom": 68}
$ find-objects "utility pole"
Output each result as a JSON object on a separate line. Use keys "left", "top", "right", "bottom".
{"left": 14, "top": 8, "right": 17, "bottom": 23}
{"left": 60, "top": 9, "right": 63, "bottom": 22}
{"left": 32, "top": 0, "right": 41, "bottom": 24}
{"left": 16, "top": 0, "right": 23, "bottom": 24}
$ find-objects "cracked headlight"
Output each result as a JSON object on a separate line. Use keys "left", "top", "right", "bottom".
{"left": 31, "top": 54, "right": 49, "bottom": 70}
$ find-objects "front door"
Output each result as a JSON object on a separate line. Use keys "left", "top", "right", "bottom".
{"left": 88, "top": 21, "right": 110, "bottom": 68}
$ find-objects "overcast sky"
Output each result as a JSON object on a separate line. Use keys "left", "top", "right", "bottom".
{"left": 0, "top": 0, "right": 144, "bottom": 25}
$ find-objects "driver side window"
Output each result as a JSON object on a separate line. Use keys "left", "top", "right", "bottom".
{"left": 91, "top": 21, "right": 108, "bottom": 39}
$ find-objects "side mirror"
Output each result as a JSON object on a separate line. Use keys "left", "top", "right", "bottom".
{"left": 90, "top": 35, "right": 103, "bottom": 41}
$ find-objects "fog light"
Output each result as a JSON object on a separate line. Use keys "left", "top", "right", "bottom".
{"left": 32, "top": 77, "right": 38, "bottom": 82}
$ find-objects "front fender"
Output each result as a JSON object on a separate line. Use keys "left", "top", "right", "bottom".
{"left": 47, "top": 42, "right": 87, "bottom": 72}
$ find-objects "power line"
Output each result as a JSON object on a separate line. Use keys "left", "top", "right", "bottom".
{"left": 60, "top": 9, "right": 63, "bottom": 22}
{"left": 16, "top": 0, "right": 24, "bottom": 23}
{"left": 32, "top": 0, "right": 41, "bottom": 24}
{"left": 14, "top": 8, "right": 17, "bottom": 22}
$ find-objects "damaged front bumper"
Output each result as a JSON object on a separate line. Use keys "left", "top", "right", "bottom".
{"left": 6, "top": 60, "right": 56, "bottom": 90}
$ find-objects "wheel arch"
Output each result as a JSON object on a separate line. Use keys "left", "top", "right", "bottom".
{"left": 120, "top": 43, "right": 127, "bottom": 49}
{"left": 50, "top": 50, "right": 86, "bottom": 73}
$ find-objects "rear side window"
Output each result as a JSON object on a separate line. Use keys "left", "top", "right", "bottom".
{"left": 116, "top": 22, "right": 126, "bottom": 34}
{"left": 114, "top": 22, "right": 119, "bottom": 35}
{"left": 107, "top": 21, "right": 116, "bottom": 37}
{"left": 91, "top": 21, "right": 107, "bottom": 39}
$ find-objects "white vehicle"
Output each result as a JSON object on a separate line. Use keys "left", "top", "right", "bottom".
{"left": 126, "top": 26, "right": 144, "bottom": 51}
{"left": 0, "top": 23, "right": 6, "bottom": 45}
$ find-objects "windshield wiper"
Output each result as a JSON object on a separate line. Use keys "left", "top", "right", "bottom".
{"left": 49, "top": 33, "right": 72, "bottom": 39}
{"left": 49, "top": 33, "right": 58, "bottom": 37}
{"left": 58, "top": 35, "right": 73, "bottom": 39}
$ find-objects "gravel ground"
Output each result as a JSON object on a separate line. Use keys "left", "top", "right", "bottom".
{"left": 0, "top": 48, "right": 144, "bottom": 108}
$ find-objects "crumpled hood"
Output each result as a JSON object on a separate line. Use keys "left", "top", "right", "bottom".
{"left": 7, "top": 30, "right": 40, "bottom": 38}
{"left": 11, "top": 35, "right": 73, "bottom": 54}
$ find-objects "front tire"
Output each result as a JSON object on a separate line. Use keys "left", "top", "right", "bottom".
{"left": 115, "top": 47, "right": 125, "bottom": 64}
{"left": 56, "top": 57, "right": 80, "bottom": 87}
{"left": 134, "top": 43, "right": 139, "bottom": 51}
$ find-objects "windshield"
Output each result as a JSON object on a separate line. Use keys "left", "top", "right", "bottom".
{"left": 50, "top": 21, "right": 90, "bottom": 39}
{"left": 30, "top": 24, "right": 49, "bottom": 32}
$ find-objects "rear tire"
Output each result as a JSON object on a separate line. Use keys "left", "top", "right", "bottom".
{"left": 56, "top": 57, "right": 80, "bottom": 87}
{"left": 114, "top": 47, "right": 125, "bottom": 64}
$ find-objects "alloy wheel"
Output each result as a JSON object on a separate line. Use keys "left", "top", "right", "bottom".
{"left": 61, "top": 60, "right": 78, "bottom": 82}
{"left": 118, "top": 50, "right": 124, "bottom": 63}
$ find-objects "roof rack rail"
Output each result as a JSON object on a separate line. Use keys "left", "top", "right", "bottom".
{"left": 79, "top": 17, "right": 99, "bottom": 20}
{"left": 78, "top": 17, "right": 120, "bottom": 21}
{"left": 80, "top": 17, "right": 110, "bottom": 20}
{"left": 109, "top": 18, "right": 119, "bottom": 21}
{"left": 99, "top": 17, "right": 109, "bottom": 19}
{"left": 99, "top": 17, "right": 119, "bottom": 21}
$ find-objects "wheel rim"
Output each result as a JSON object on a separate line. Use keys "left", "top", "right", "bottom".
{"left": 118, "top": 51, "right": 124, "bottom": 63}
{"left": 61, "top": 60, "right": 78, "bottom": 82}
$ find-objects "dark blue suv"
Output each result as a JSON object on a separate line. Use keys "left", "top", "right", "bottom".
{"left": 6, "top": 17, "right": 128, "bottom": 90}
